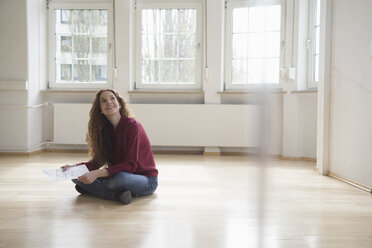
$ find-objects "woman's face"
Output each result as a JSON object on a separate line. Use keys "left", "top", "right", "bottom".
{"left": 99, "top": 91, "right": 121, "bottom": 118}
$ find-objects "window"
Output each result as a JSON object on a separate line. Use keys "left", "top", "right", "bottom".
{"left": 225, "top": 0, "right": 285, "bottom": 89}
{"left": 307, "top": 0, "right": 320, "bottom": 88}
{"left": 135, "top": 2, "right": 202, "bottom": 89}
{"left": 49, "top": 3, "right": 113, "bottom": 89}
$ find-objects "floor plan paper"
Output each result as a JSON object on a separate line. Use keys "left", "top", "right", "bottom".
{"left": 43, "top": 165, "right": 89, "bottom": 182}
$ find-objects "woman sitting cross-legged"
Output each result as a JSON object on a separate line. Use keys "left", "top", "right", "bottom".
{"left": 61, "top": 89, "right": 158, "bottom": 205}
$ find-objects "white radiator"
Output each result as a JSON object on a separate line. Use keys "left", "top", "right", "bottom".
{"left": 54, "top": 104, "right": 261, "bottom": 147}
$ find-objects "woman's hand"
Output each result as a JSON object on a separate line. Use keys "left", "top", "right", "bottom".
{"left": 78, "top": 169, "right": 109, "bottom": 184}
{"left": 60, "top": 164, "right": 75, "bottom": 171}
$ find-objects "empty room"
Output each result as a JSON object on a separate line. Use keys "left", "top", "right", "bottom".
{"left": 0, "top": 0, "right": 372, "bottom": 247}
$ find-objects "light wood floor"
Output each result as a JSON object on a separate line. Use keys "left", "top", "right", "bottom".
{"left": 1, "top": 153, "right": 372, "bottom": 248}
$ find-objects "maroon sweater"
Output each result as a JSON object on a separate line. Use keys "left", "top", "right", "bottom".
{"left": 81, "top": 117, "right": 158, "bottom": 178}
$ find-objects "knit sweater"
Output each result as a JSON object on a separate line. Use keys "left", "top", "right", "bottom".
{"left": 81, "top": 117, "right": 158, "bottom": 178}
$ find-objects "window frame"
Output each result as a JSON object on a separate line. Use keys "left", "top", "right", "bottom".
{"left": 224, "top": 0, "right": 286, "bottom": 90}
{"left": 48, "top": 2, "right": 114, "bottom": 89}
{"left": 135, "top": 2, "right": 203, "bottom": 90}
{"left": 307, "top": 0, "right": 320, "bottom": 89}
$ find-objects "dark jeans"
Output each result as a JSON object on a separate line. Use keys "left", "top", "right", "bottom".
{"left": 72, "top": 172, "right": 158, "bottom": 201}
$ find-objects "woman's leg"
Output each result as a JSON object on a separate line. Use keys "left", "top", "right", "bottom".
{"left": 103, "top": 172, "right": 158, "bottom": 197}
{"left": 72, "top": 178, "right": 117, "bottom": 201}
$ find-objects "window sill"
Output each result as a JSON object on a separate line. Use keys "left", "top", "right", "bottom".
{"left": 128, "top": 89, "right": 204, "bottom": 95}
{"left": 291, "top": 89, "right": 318, "bottom": 94}
{"left": 41, "top": 89, "right": 100, "bottom": 94}
{"left": 218, "top": 89, "right": 285, "bottom": 95}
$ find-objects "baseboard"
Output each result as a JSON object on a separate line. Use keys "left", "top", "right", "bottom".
{"left": 280, "top": 156, "right": 316, "bottom": 162}
{"left": 0, "top": 149, "right": 44, "bottom": 156}
{"left": 328, "top": 172, "right": 372, "bottom": 193}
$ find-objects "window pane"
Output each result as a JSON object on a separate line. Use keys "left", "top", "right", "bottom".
{"left": 90, "top": 10, "right": 108, "bottom": 34}
{"left": 140, "top": 8, "right": 198, "bottom": 86}
{"left": 233, "top": 8, "right": 248, "bottom": 33}
{"left": 263, "top": 58, "right": 280, "bottom": 84}
{"left": 247, "top": 58, "right": 279, "bottom": 84}
{"left": 179, "top": 35, "right": 196, "bottom": 58}
{"left": 142, "top": 60, "right": 158, "bottom": 83}
{"left": 179, "top": 60, "right": 195, "bottom": 82}
{"left": 231, "top": 59, "right": 248, "bottom": 84}
{"left": 232, "top": 34, "right": 248, "bottom": 58}
{"left": 91, "top": 64, "right": 107, "bottom": 81}
{"left": 56, "top": 63, "right": 72, "bottom": 81}
{"left": 74, "top": 35, "right": 90, "bottom": 58}
{"left": 142, "top": 35, "right": 158, "bottom": 59}
{"left": 249, "top": 6, "right": 281, "bottom": 32}
{"left": 247, "top": 32, "right": 280, "bottom": 59}
{"left": 92, "top": 37, "right": 107, "bottom": 54}
{"left": 178, "top": 9, "right": 197, "bottom": 33}
{"left": 247, "top": 59, "right": 263, "bottom": 84}
{"left": 55, "top": 10, "right": 72, "bottom": 34}
{"left": 53, "top": 9, "right": 109, "bottom": 85}
{"left": 73, "top": 61, "right": 90, "bottom": 82}
{"left": 61, "top": 36, "right": 72, "bottom": 53}
{"left": 142, "top": 9, "right": 159, "bottom": 34}
{"left": 73, "top": 10, "right": 90, "bottom": 33}
{"left": 160, "top": 60, "right": 177, "bottom": 82}
{"left": 160, "top": 9, "right": 178, "bottom": 33}
{"left": 160, "top": 35, "right": 177, "bottom": 58}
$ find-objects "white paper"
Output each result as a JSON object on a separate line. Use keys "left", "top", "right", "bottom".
{"left": 43, "top": 165, "right": 89, "bottom": 182}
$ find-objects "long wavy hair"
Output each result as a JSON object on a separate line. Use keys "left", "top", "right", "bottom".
{"left": 86, "top": 89, "right": 133, "bottom": 167}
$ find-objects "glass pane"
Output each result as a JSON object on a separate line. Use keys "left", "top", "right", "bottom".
{"left": 233, "top": 8, "right": 248, "bottom": 33}
{"left": 160, "top": 9, "right": 178, "bottom": 33}
{"left": 90, "top": 10, "right": 108, "bottom": 34}
{"left": 265, "top": 5, "right": 281, "bottom": 31}
{"left": 247, "top": 59, "right": 263, "bottom": 84}
{"left": 91, "top": 64, "right": 107, "bottom": 82}
{"left": 178, "top": 9, "right": 197, "bottom": 33}
{"left": 160, "top": 60, "right": 177, "bottom": 82}
{"left": 249, "top": 6, "right": 265, "bottom": 32}
{"left": 92, "top": 37, "right": 107, "bottom": 54}
{"left": 179, "top": 60, "right": 195, "bottom": 82}
{"left": 61, "top": 36, "right": 72, "bottom": 53}
{"left": 248, "top": 32, "right": 280, "bottom": 58}
{"left": 231, "top": 59, "right": 248, "bottom": 84}
{"left": 74, "top": 35, "right": 90, "bottom": 58}
{"left": 313, "top": 54, "right": 319, "bottom": 82}
{"left": 248, "top": 33, "right": 265, "bottom": 58}
{"left": 160, "top": 35, "right": 177, "bottom": 58}
{"left": 142, "top": 9, "right": 159, "bottom": 34}
{"left": 263, "top": 58, "right": 279, "bottom": 84}
{"left": 73, "top": 10, "right": 90, "bottom": 33}
{"left": 232, "top": 33, "right": 248, "bottom": 58}
{"left": 142, "top": 60, "right": 158, "bottom": 83}
{"left": 73, "top": 61, "right": 90, "bottom": 82}
{"left": 61, "top": 9, "right": 71, "bottom": 24}
{"left": 55, "top": 10, "right": 72, "bottom": 34}
{"left": 142, "top": 35, "right": 158, "bottom": 59}
{"left": 56, "top": 64, "right": 72, "bottom": 81}
{"left": 179, "top": 35, "right": 196, "bottom": 58}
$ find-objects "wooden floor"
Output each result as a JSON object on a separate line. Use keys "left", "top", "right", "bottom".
{"left": 0, "top": 153, "right": 372, "bottom": 248}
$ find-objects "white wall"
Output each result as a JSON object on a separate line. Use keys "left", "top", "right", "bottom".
{"left": 328, "top": 0, "right": 372, "bottom": 187}
{"left": 0, "top": 0, "right": 318, "bottom": 159}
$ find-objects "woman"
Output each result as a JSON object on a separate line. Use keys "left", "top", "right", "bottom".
{"left": 61, "top": 89, "right": 158, "bottom": 205}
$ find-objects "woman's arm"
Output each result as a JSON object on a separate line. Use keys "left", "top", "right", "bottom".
{"left": 77, "top": 168, "right": 109, "bottom": 184}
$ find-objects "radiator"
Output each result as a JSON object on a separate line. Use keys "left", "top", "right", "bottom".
{"left": 54, "top": 104, "right": 261, "bottom": 147}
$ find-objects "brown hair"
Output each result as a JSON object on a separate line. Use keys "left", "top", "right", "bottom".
{"left": 86, "top": 89, "right": 133, "bottom": 167}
